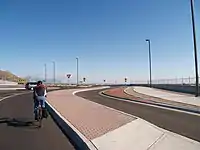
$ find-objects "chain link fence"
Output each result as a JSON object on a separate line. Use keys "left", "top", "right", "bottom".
{"left": 134, "top": 77, "right": 197, "bottom": 85}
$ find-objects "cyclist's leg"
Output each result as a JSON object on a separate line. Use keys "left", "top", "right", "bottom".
{"left": 42, "top": 97, "right": 46, "bottom": 108}
{"left": 34, "top": 98, "right": 38, "bottom": 112}
{"left": 37, "top": 99, "right": 43, "bottom": 127}
{"left": 40, "top": 96, "right": 47, "bottom": 118}
{"left": 34, "top": 98, "right": 39, "bottom": 120}
{"left": 37, "top": 96, "right": 45, "bottom": 108}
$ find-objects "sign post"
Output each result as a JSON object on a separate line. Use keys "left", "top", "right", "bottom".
{"left": 125, "top": 77, "right": 127, "bottom": 85}
{"left": 66, "top": 74, "right": 72, "bottom": 85}
{"left": 83, "top": 77, "right": 86, "bottom": 84}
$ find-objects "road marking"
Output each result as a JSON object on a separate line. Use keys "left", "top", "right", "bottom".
{"left": 100, "top": 91, "right": 200, "bottom": 117}
{"left": 0, "top": 92, "right": 31, "bottom": 102}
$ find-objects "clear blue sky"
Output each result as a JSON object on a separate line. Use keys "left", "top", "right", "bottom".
{"left": 0, "top": 0, "right": 200, "bottom": 83}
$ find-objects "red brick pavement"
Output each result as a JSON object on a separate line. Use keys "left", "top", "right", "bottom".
{"left": 47, "top": 89, "right": 136, "bottom": 140}
{"left": 103, "top": 87, "right": 150, "bottom": 103}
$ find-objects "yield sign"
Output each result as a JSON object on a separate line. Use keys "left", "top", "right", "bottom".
{"left": 66, "top": 74, "right": 72, "bottom": 79}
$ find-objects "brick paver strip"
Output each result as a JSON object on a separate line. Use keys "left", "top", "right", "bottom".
{"left": 47, "top": 89, "right": 136, "bottom": 140}
{"left": 104, "top": 87, "right": 200, "bottom": 111}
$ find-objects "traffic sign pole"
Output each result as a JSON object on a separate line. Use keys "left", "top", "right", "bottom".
{"left": 66, "top": 74, "right": 72, "bottom": 85}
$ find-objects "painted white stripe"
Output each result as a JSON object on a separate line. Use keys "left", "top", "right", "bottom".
{"left": 0, "top": 92, "right": 31, "bottom": 102}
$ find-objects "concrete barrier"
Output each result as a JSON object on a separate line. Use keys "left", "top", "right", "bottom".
{"left": 0, "top": 80, "right": 18, "bottom": 85}
{"left": 153, "top": 84, "right": 196, "bottom": 94}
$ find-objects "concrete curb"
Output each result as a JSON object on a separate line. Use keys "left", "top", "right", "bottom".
{"left": 124, "top": 87, "right": 141, "bottom": 97}
{"left": 101, "top": 89, "right": 200, "bottom": 115}
{"left": 46, "top": 101, "right": 98, "bottom": 150}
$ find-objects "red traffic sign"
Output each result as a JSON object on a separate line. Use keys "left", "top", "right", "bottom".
{"left": 66, "top": 74, "right": 72, "bottom": 78}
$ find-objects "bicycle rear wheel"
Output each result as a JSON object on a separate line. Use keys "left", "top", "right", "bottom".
{"left": 38, "top": 106, "right": 43, "bottom": 128}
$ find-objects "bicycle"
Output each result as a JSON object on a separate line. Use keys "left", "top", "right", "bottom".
{"left": 36, "top": 101, "right": 43, "bottom": 128}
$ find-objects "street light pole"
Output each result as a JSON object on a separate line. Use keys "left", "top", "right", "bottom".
{"left": 52, "top": 61, "right": 56, "bottom": 84}
{"left": 44, "top": 63, "right": 47, "bottom": 82}
{"left": 190, "top": 0, "right": 199, "bottom": 97}
{"left": 76, "top": 57, "right": 79, "bottom": 86}
{"left": 146, "top": 39, "right": 152, "bottom": 88}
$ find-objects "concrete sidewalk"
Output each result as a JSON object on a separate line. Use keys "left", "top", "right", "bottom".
{"left": 47, "top": 87, "right": 200, "bottom": 150}
{"left": 132, "top": 86, "right": 200, "bottom": 107}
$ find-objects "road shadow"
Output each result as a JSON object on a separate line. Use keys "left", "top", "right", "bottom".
{"left": 0, "top": 117, "right": 40, "bottom": 129}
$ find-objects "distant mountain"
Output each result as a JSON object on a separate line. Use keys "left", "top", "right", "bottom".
{"left": 0, "top": 70, "right": 27, "bottom": 83}
{"left": 23, "top": 76, "right": 62, "bottom": 83}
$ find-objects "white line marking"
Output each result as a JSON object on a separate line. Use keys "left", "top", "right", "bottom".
{"left": 0, "top": 92, "right": 31, "bottom": 102}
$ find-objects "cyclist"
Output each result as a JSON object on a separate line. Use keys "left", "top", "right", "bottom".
{"left": 33, "top": 80, "right": 47, "bottom": 120}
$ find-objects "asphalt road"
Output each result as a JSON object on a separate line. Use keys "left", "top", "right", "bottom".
{"left": 0, "top": 90, "right": 29, "bottom": 99}
{"left": 0, "top": 92, "right": 75, "bottom": 150}
{"left": 76, "top": 89, "right": 200, "bottom": 142}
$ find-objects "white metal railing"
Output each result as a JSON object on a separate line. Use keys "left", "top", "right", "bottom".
{"left": 133, "top": 77, "right": 197, "bottom": 85}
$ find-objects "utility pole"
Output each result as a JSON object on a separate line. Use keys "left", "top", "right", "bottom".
{"left": 44, "top": 63, "right": 47, "bottom": 82}
{"left": 146, "top": 39, "right": 152, "bottom": 88}
{"left": 52, "top": 61, "right": 56, "bottom": 84}
{"left": 76, "top": 57, "right": 79, "bottom": 86}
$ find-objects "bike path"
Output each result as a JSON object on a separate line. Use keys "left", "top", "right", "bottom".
{"left": 0, "top": 93, "right": 75, "bottom": 150}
